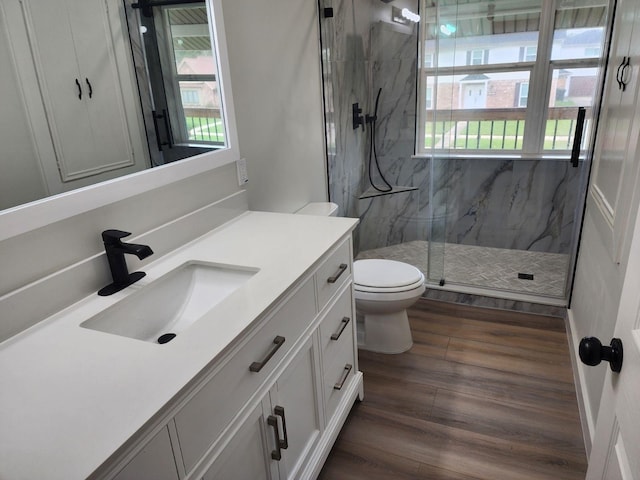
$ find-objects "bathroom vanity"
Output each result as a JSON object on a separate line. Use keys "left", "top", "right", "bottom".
{"left": 0, "top": 212, "right": 362, "bottom": 479}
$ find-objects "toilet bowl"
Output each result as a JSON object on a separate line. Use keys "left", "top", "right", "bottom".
{"left": 354, "top": 259, "right": 425, "bottom": 354}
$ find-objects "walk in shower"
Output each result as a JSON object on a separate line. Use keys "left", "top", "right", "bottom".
{"left": 319, "top": 0, "right": 610, "bottom": 304}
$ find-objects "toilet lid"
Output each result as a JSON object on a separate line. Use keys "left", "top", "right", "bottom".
{"left": 354, "top": 259, "right": 424, "bottom": 289}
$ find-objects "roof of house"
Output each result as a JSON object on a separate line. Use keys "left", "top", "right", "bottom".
{"left": 177, "top": 56, "right": 216, "bottom": 75}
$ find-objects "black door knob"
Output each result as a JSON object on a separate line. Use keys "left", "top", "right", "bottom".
{"left": 579, "top": 337, "right": 623, "bottom": 373}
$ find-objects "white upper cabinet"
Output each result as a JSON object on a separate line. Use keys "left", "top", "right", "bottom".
{"left": 8, "top": 0, "right": 148, "bottom": 191}
{"left": 590, "top": 0, "right": 640, "bottom": 259}
{"left": 22, "top": 0, "right": 148, "bottom": 182}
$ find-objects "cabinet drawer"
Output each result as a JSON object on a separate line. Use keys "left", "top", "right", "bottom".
{"left": 323, "top": 335, "right": 356, "bottom": 420}
{"left": 320, "top": 289, "right": 356, "bottom": 420}
{"left": 315, "top": 238, "right": 352, "bottom": 310}
{"left": 318, "top": 286, "right": 354, "bottom": 355}
{"left": 174, "top": 277, "right": 315, "bottom": 473}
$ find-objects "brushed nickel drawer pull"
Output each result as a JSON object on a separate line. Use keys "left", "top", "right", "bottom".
{"left": 334, "top": 363, "right": 353, "bottom": 390}
{"left": 274, "top": 405, "right": 289, "bottom": 449}
{"left": 249, "top": 336, "right": 285, "bottom": 372}
{"left": 327, "top": 263, "right": 348, "bottom": 283}
{"left": 330, "top": 317, "right": 351, "bottom": 341}
{"left": 267, "top": 414, "right": 282, "bottom": 461}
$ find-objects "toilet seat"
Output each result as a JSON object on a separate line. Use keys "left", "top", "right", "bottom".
{"left": 354, "top": 259, "right": 424, "bottom": 293}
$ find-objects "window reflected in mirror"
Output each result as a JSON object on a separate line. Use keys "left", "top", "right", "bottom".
{"left": 133, "top": 1, "right": 227, "bottom": 164}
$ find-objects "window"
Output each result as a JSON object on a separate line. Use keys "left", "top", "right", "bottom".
{"left": 418, "top": 0, "right": 607, "bottom": 154}
{"left": 181, "top": 89, "right": 200, "bottom": 105}
{"left": 154, "top": 3, "right": 225, "bottom": 145}
{"left": 584, "top": 47, "right": 601, "bottom": 57}
{"left": 424, "top": 53, "right": 433, "bottom": 68}
{"left": 520, "top": 46, "right": 537, "bottom": 62}
{"left": 468, "top": 49, "right": 488, "bottom": 65}
{"left": 517, "top": 83, "right": 529, "bottom": 107}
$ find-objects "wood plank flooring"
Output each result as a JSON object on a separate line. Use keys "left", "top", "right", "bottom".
{"left": 318, "top": 299, "right": 587, "bottom": 480}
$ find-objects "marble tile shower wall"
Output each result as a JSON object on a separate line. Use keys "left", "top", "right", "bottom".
{"left": 320, "top": 0, "right": 373, "bottom": 230}
{"left": 430, "top": 157, "right": 584, "bottom": 253}
{"left": 320, "top": 0, "right": 583, "bottom": 255}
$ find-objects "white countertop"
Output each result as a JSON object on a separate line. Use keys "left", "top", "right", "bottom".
{"left": 0, "top": 211, "right": 358, "bottom": 480}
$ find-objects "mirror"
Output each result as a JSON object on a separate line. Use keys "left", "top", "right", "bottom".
{"left": 0, "top": 0, "right": 235, "bottom": 214}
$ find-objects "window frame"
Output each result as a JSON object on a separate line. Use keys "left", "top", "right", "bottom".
{"left": 417, "top": 0, "right": 605, "bottom": 156}
{"left": 155, "top": 3, "right": 223, "bottom": 146}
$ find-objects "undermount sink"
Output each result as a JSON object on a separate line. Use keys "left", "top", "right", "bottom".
{"left": 81, "top": 262, "right": 259, "bottom": 343}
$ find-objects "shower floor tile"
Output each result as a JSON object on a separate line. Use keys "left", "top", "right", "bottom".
{"left": 356, "top": 240, "right": 569, "bottom": 298}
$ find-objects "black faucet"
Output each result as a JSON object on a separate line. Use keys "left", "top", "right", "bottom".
{"left": 98, "top": 229, "right": 154, "bottom": 296}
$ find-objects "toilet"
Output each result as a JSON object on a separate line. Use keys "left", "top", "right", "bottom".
{"left": 296, "top": 202, "right": 424, "bottom": 353}
{"left": 354, "top": 259, "right": 425, "bottom": 354}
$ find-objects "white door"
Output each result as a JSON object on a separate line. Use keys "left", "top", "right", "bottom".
{"left": 463, "top": 83, "right": 486, "bottom": 109}
{"left": 585, "top": 205, "right": 640, "bottom": 479}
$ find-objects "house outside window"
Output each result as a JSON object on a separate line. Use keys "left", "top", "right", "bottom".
{"left": 418, "top": 0, "right": 607, "bottom": 154}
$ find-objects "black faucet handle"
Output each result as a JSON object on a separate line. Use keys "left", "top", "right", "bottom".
{"left": 102, "top": 229, "right": 131, "bottom": 244}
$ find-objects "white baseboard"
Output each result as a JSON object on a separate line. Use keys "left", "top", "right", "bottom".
{"left": 566, "top": 309, "right": 594, "bottom": 455}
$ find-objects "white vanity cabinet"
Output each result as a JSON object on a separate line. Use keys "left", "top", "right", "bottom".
{"left": 112, "top": 427, "right": 180, "bottom": 480}
{"left": 106, "top": 234, "right": 362, "bottom": 480}
{"left": 203, "top": 336, "right": 321, "bottom": 480}
{"left": 4, "top": 0, "right": 147, "bottom": 191}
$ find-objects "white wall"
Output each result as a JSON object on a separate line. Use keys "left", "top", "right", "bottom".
{"left": 221, "top": 0, "right": 328, "bottom": 213}
{"left": 0, "top": 8, "right": 47, "bottom": 210}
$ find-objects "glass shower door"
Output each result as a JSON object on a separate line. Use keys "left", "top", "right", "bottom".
{"left": 420, "top": 0, "right": 609, "bottom": 300}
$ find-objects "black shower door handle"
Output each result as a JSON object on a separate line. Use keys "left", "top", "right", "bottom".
{"left": 570, "top": 107, "right": 586, "bottom": 168}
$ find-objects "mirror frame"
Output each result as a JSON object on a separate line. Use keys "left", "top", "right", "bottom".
{"left": 0, "top": 0, "right": 239, "bottom": 242}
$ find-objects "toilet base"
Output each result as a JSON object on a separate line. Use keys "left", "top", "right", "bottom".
{"left": 358, "top": 310, "right": 413, "bottom": 354}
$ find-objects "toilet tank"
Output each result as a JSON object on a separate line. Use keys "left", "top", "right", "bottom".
{"left": 296, "top": 202, "right": 339, "bottom": 217}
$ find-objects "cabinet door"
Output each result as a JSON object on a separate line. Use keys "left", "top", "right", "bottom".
{"left": 202, "top": 402, "right": 278, "bottom": 480}
{"left": 590, "top": 0, "right": 640, "bottom": 259}
{"left": 16, "top": 0, "right": 146, "bottom": 190}
{"left": 112, "top": 427, "right": 179, "bottom": 480}
{"left": 270, "top": 336, "right": 322, "bottom": 480}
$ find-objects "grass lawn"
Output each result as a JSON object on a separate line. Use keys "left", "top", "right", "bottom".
{"left": 424, "top": 119, "right": 575, "bottom": 150}
{"left": 186, "top": 116, "right": 225, "bottom": 143}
